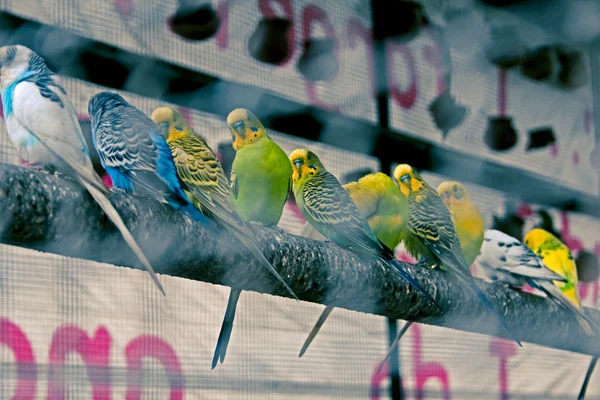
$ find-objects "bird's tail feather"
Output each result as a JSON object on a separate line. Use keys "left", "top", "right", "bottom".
{"left": 386, "top": 259, "right": 442, "bottom": 311}
{"left": 469, "top": 280, "right": 522, "bottom": 346}
{"left": 578, "top": 356, "right": 598, "bottom": 400}
{"left": 299, "top": 306, "right": 335, "bottom": 357}
{"left": 212, "top": 288, "right": 242, "bottom": 369}
{"left": 531, "top": 279, "right": 597, "bottom": 336}
{"left": 79, "top": 177, "right": 165, "bottom": 296}
{"left": 376, "top": 321, "right": 414, "bottom": 374}
{"left": 234, "top": 228, "right": 298, "bottom": 301}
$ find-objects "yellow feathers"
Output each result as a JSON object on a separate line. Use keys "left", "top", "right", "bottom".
{"left": 393, "top": 164, "right": 424, "bottom": 196}
{"left": 344, "top": 173, "right": 408, "bottom": 250}
{"left": 437, "top": 181, "right": 485, "bottom": 266}
{"left": 524, "top": 228, "right": 582, "bottom": 309}
{"left": 151, "top": 106, "right": 196, "bottom": 142}
{"left": 290, "top": 148, "right": 322, "bottom": 183}
{"left": 227, "top": 108, "right": 269, "bottom": 151}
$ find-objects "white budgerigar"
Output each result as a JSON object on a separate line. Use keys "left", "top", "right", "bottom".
{"left": 0, "top": 45, "right": 164, "bottom": 294}
{"left": 479, "top": 229, "right": 595, "bottom": 335}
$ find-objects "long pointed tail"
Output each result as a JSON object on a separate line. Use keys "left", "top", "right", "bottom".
{"left": 299, "top": 306, "right": 335, "bottom": 357}
{"left": 469, "top": 280, "right": 522, "bottom": 346}
{"left": 386, "top": 258, "right": 442, "bottom": 311}
{"left": 212, "top": 288, "right": 242, "bottom": 369}
{"left": 80, "top": 178, "right": 165, "bottom": 296}
{"left": 376, "top": 321, "right": 413, "bottom": 374}
{"left": 234, "top": 228, "right": 298, "bottom": 301}
{"left": 531, "top": 279, "right": 596, "bottom": 336}
{"left": 578, "top": 356, "right": 598, "bottom": 400}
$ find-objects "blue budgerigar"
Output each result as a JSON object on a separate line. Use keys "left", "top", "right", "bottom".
{"left": 0, "top": 45, "right": 164, "bottom": 294}
{"left": 88, "top": 92, "right": 212, "bottom": 228}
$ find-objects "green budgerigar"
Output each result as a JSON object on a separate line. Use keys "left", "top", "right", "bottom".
{"left": 289, "top": 149, "right": 439, "bottom": 357}
{"left": 151, "top": 107, "right": 296, "bottom": 369}
{"left": 229, "top": 108, "right": 293, "bottom": 225}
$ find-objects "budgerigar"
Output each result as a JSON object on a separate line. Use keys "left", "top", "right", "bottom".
{"left": 151, "top": 106, "right": 297, "bottom": 368}
{"left": 0, "top": 45, "right": 164, "bottom": 294}
{"left": 88, "top": 92, "right": 212, "bottom": 229}
{"left": 290, "top": 149, "right": 439, "bottom": 357}
{"left": 301, "top": 172, "right": 408, "bottom": 248}
{"left": 202, "top": 108, "right": 293, "bottom": 368}
{"left": 437, "top": 181, "right": 484, "bottom": 267}
{"left": 393, "top": 164, "right": 521, "bottom": 346}
{"left": 521, "top": 228, "right": 596, "bottom": 335}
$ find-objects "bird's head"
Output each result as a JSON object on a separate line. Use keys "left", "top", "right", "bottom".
{"left": 290, "top": 148, "right": 323, "bottom": 182}
{"left": 437, "top": 181, "right": 471, "bottom": 207}
{"left": 0, "top": 45, "right": 45, "bottom": 89}
{"left": 227, "top": 108, "right": 267, "bottom": 151}
{"left": 151, "top": 106, "right": 193, "bottom": 142}
{"left": 523, "top": 228, "right": 556, "bottom": 250}
{"left": 88, "top": 92, "right": 128, "bottom": 127}
{"left": 393, "top": 164, "right": 422, "bottom": 196}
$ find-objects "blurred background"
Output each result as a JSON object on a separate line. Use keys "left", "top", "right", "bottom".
{"left": 0, "top": 0, "right": 599, "bottom": 398}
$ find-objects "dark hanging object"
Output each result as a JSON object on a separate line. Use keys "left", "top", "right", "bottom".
{"left": 487, "top": 26, "right": 528, "bottom": 68}
{"left": 297, "top": 38, "right": 339, "bottom": 82}
{"left": 167, "top": 63, "right": 219, "bottom": 93}
{"left": 526, "top": 127, "right": 556, "bottom": 151}
{"left": 372, "top": 1, "right": 425, "bottom": 43}
{"left": 575, "top": 250, "right": 600, "bottom": 284}
{"left": 556, "top": 46, "right": 588, "bottom": 89}
{"left": 428, "top": 90, "right": 468, "bottom": 139}
{"left": 248, "top": 17, "right": 292, "bottom": 65}
{"left": 520, "top": 46, "right": 556, "bottom": 81}
{"left": 492, "top": 214, "right": 525, "bottom": 241}
{"left": 169, "top": 3, "right": 220, "bottom": 41}
{"left": 267, "top": 111, "right": 323, "bottom": 142}
{"left": 342, "top": 168, "right": 376, "bottom": 185}
{"left": 79, "top": 44, "right": 131, "bottom": 89}
{"left": 535, "top": 210, "right": 563, "bottom": 242}
{"left": 485, "top": 116, "right": 518, "bottom": 151}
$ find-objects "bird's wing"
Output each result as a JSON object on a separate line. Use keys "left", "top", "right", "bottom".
{"left": 407, "top": 187, "right": 469, "bottom": 276}
{"left": 303, "top": 171, "right": 382, "bottom": 256}
{"left": 230, "top": 165, "right": 239, "bottom": 199}
{"left": 11, "top": 79, "right": 104, "bottom": 189}
{"left": 169, "top": 136, "right": 239, "bottom": 226}
{"left": 95, "top": 107, "right": 176, "bottom": 199}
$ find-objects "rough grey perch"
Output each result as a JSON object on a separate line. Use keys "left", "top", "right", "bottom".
{"left": 0, "top": 163, "right": 598, "bottom": 356}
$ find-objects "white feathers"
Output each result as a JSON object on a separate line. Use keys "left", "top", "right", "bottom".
{"left": 478, "top": 229, "right": 565, "bottom": 285}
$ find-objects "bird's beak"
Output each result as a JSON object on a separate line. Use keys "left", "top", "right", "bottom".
{"left": 441, "top": 192, "right": 451, "bottom": 201}
{"left": 231, "top": 120, "right": 246, "bottom": 138}
{"left": 293, "top": 158, "right": 304, "bottom": 169}
{"left": 400, "top": 174, "right": 411, "bottom": 186}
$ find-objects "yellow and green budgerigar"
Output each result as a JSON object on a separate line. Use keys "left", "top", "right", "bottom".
{"left": 151, "top": 106, "right": 297, "bottom": 369}
{"left": 290, "top": 149, "right": 439, "bottom": 357}
{"left": 437, "top": 181, "right": 485, "bottom": 267}
{"left": 393, "top": 164, "right": 521, "bottom": 346}
{"left": 228, "top": 108, "right": 293, "bottom": 225}
{"left": 301, "top": 172, "right": 408, "bottom": 249}
{"left": 523, "top": 228, "right": 595, "bottom": 333}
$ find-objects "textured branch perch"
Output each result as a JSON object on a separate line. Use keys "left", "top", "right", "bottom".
{"left": 0, "top": 163, "right": 599, "bottom": 356}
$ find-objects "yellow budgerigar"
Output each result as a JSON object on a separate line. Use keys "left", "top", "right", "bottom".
{"left": 524, "top": 229, "right": 593, "bottom": 330}
{"left": 437, "top": 181, "right": 485, "bottom": 267}
{"left": 151, "top": 106, "right": 297, "bottom": 369}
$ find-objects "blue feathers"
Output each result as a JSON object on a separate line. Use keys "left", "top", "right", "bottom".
{"left": 89, "top": 92, "right": 211, "bottom": 226}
